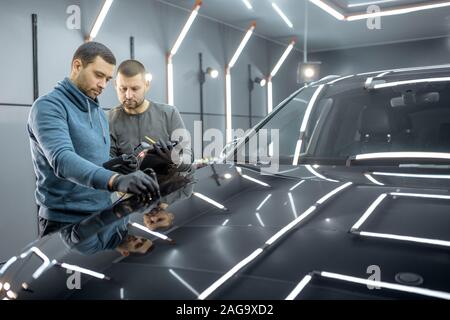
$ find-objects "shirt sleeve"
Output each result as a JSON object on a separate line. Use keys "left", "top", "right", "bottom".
{"left": 108, "top": 110, "right": 119, "bottom": 158}
{"left": 169, "top": 107, "right": 186, "bottom": 133}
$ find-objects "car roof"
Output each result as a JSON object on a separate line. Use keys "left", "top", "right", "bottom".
{"left": 321, "top": 64, "right": 450, "bottom": 86}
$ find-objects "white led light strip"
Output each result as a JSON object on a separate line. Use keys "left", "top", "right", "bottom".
{"left": 256, "top": 194, "right": 272, "bottom": 211}
{"left": 242, "top": 174, "right": 270, "bottom": 187}
{"left": 286, "top": 271, "right": 450, "bottom": 300}
{"left": 310, "top": 0, "right": 450, "bottom": 22}
{"left": 351, "top": 192, "right": 450, "bottom": 248}
{"left": 285, "top": 275, "right": 312, "bottom": 300}
{"left": 355, "top": 152, "right": 450, "bottom": 161}
{"left": 55, "top": 261, "right": 106, "bottom": 280}
{"left": 364, "top": 173, "right": 385, "bottom": 186}
{"left": 305, "top": 165, "right": 339, "bottom": 183}
{"left": 0, "top": 256, "right": 17, "bottom": 275}
{"left": 373, "top": 172, "right": 450, "bottom": 179}
{"left": 89, "top": 0, "right": 114, "bottom": 40}
{"left": 130, "top": 222, "right": 170, "bottom": 241}
{"left": 373, "top": 77, "right": 450, "bottom": 89}
{"left": 293, "top": 85, "right": 325, "bottom": 165}
{"left": 20, "top": 247, "right": 52, "bottom": 279}
{"left": 351, "top": 193, "right": 387, "bottom": 230}
{"left": 321, "top": 271, "right": 450, "bottom": 299}
{"left": 198, "top": 248, "right": 263, "bottom": 300}
{"left": 358, "top": 232, "right": 450, "bottom": 247}
{"left": 193, "top": 192, "right": 227, "bottom": 210}
{"left": 169, "top": 269, "right": 200, "bottom": 296}
{"left": 289, "top": 180, "right": 305, "bottom": 191}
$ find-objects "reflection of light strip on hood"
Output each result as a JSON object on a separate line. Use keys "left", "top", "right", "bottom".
{"left": 20, "top": 247, "right": 51, "bottom": 279}
{"left": 390, "top": 192, "right": 450, "bottom": 200}
{"left": 358, "top": 231, "right": 450, "bottom": 248}
{"left": 256, "top": 194, "right": 272, "bottom": 211}
{"left": 266, "top": 206, "right": 317, "bottom": 245}
{"left": 290, "top": 180, "right": 305, "bottom": 191}
{"left": 242, "top": 175, "right": 270, "bottom": 187}
{"left": 120, "top": 288, "right": 124, "bottom": 300}
{"left": 294, "top": 85, "right": 325, "bottom": 165}
{"left": 376, "top": 71, "right": 390, "bottom": 78}
{"left": 193, "top": 192, "right": 227, "bottom": 210}
{"left": 305, "top": 165, "right": 339, "bottom": 182}
{"left": 255, "top": 213, "right": 265, "bottom": 227}
{"left": 317, "top": 182, "right": 353, "bottom": 204}
{"left": 0, "top": 256, "right": 17, "bottom": 275}
{"left": 198, "top": 248, "right": 264, "bottom": 300}
{"left": 300, "top": 85, "right": 325, "bottom": 133}
{"left": 222, "top": 219, "right": 229, "bottom": 226}
{"left": 268, "top": 182, "right": 352, "bottom": 245}
{"left": 351, "top": 193, "right": 387, "bottom": 230}
{"left": 285, "top": 274, "right": 312, "bottom": 300}
{"left": 365, "top": 77, "right": 373, "bottom": 88}
{"left": 364, "top": 173, "right": 384, "bottom": 186}
{"left": 288, "top": 192, "right": 298, "bottom": 218}
{"left": 320, "top": 271, "right": 450, "bottom": 300}
{"left": 292, "top": 139, "right": 303, "bottom": 166}
{"left": 356, "top": 152, "right": 450, "bottom": 160}
{"left": 199, "top": 182, "right": 352, "bottom": 299}
{"left": 373, "top": 172, "right": 450, "bottom": 179}
{"left": 169, "top": 269, "right": 200, "bottom": 297}
{"left": 55, "top": 261, "right": 106, "bottom": 280}
{"left": 130, "top": 222, "right": 171, "bottom": 241}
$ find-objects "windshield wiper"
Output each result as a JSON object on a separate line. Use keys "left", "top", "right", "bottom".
{"left": 346, "top": 152, "right": 450, "bottom": 166}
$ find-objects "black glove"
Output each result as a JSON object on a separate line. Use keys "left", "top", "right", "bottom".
{"left": 154, "top": 140, "right": 175, "bottom": 165}
{"left": 103, "top": 154, "right": 139, "bottom": 174}
{"left": 111, "top": 170, "right": 160, "bottom": 198}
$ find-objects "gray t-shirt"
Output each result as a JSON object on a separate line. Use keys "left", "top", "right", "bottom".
{"left": 109, "top": 101, "right": 185, "bottom": 157}
{"left": 108, "top": 101, "right": 194, "bottom": 205}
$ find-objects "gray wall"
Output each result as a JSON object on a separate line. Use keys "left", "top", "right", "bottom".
{"left": 311, "top": 36, "right": 450, "bottom": 77}
{"left": 0, "top": 0, "right": 301, "bottom": 260}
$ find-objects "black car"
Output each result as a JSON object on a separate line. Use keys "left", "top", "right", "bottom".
{"left": 1, "top": 65, "right": 450, "bottom": 300}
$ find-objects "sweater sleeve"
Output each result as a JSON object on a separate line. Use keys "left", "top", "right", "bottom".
{"left": 29, "top": 98, "right": 115, "bottom": 190}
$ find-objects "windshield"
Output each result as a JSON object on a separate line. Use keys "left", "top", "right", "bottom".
{"left": 243, "top": 79, "right": 450, "bottom": 165}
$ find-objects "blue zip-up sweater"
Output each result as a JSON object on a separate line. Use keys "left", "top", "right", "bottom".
{"left": 27, "top": 77, "right": 115, "bottom": 223}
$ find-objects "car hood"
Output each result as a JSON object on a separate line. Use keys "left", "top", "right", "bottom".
{"left": 1, "top": 164, "right": 450, "bottom": 300}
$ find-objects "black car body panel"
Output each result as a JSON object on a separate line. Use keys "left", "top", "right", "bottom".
{"left": 2, "top": 66, "right": 450, "bottom": 300}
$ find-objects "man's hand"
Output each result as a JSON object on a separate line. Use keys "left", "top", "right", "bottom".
{"left": 103, "top": 154, "right": 139, "bottom": 174}
{"left": 111, "top": 170, "right": 160, "bottom": 198}
{"left": 154, "top": 140, "right": 175, "bottom": 164}
{"left": 143, "top": 203, "right": 174, "bottom": 231}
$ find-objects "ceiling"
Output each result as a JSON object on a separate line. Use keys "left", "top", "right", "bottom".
{"left": 160, "top": 0, "right": 450, "bottom": 52}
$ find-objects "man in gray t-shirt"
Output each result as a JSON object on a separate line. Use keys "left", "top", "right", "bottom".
{"left": 109, "top": 60, "right": 194, "bottom": 230}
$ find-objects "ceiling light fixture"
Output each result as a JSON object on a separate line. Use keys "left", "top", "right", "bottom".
{"left": 272, "top": 2, "right": 294, "bottom": 28}
{"left": 88, "top": 0, "right": 114, "bottom": 41}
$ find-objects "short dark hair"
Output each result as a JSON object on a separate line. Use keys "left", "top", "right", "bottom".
{"left": 72, "top": 41, "right": 116, "bottom": 66}
{"left": 117, "top": 59, "right": 146, "bottom": 77}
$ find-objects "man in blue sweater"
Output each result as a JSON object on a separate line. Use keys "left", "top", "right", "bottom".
{"left": 27, "top": 42, "right": 159, "bottom": 246}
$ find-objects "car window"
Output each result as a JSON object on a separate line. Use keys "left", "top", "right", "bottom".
{"left": 241, "top": 86, "right": 318, "bottom": 164}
